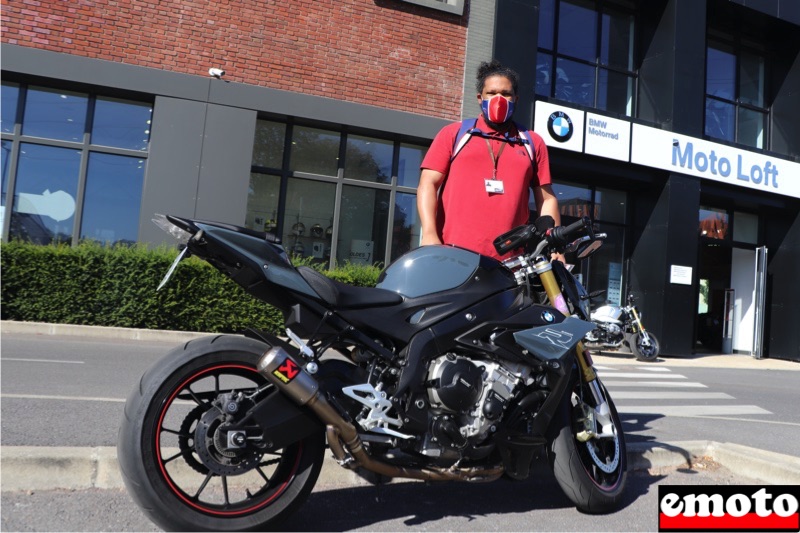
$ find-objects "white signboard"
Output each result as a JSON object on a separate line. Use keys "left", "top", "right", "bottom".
{"left": 631, "top": 124, "right": 800, "bottom": 199}
{"left": 349, "top": 239, "right": 373, "bottom": 265}
{"left": 530, "top": 101, "right": 800, "bottom": 200}
{"left": 670, "top": 265, "right": 693, "bottom": 285}
{"left": 584, "top": 112, "right": 631, "bottom": 162}
{"left": 533, "top": 101, "right": 585, "bottom": 153}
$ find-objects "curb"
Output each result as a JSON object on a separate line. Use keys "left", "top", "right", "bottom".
{"left": 2, "top": 441, "right": 799, "bottom": 492}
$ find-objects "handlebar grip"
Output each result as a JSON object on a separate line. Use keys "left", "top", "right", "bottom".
{"left": 547, "top": 217, "right": 588, "bottom": 246}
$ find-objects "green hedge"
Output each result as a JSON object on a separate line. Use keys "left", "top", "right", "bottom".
{"left": 0, "top": 240, "right": 382, "bottom": 335}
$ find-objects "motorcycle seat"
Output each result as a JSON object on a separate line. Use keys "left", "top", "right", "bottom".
{"left": 297, "top": 266, "right": 404, "bottom": 309}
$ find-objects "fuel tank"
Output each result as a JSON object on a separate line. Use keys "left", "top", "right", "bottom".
{"left": 591, "top": 305, "right": 625, "bottom": 324}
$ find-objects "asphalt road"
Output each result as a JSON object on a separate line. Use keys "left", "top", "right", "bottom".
{"left": 1, "top": 330, "right": 798, "bottom": 532}
{"left": 0, "top": 458, "right": 764, "bottom": 532}
{"left": 2, "top": 332, "right": 798, "bottom": 454}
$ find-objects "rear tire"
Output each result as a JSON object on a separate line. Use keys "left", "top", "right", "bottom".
{"left": 631, "top": 332, "right": 660, "bottom": 361}
{"left": 118, "top": 335, "right": 325, "bottom": 532}
{"left": 549, "top": 375, "right": 627, "bottom": 513}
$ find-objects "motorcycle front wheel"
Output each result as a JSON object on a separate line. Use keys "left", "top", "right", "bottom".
{"left": 631, "top": 332, "right": 660, "bottom": 361}
{"left": 548, "top": 375, "right": 627, "bottom": 513}
{"left": 118, "top": 335, "right": 325, "bottom": 532}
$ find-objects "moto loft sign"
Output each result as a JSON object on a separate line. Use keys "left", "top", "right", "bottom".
{"left": 672, "top": 140, "right": 779, "bottom": 188}
{"left": 533, "top": 101, "right": 800, "bottom": 199}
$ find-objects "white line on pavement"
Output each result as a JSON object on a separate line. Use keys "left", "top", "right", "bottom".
{"left": 616, "top": 404, "right": 772, "bottom": 416}
{"left": 2, "top": 358, "right": 84, "bottom": 364}
{"left": 602, "top": 381, "right": 707, "bottom": 388}
{"left": 611, "top": 392, "right": 734, "bottom": 400}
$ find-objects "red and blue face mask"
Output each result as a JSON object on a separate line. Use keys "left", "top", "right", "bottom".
{"left": 482, "top": 94, "right": 515, "bottom": 125}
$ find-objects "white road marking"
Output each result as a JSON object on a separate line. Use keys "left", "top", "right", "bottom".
{"left": 2, "top": 358, "right": 84, "bottom": 364}
{"left": 1, "top": 393, "right": 124, "bottom": 402}
{"left": 616, "top": 404, "right": 772, "bottom": 416}
{"left": 602, "top": 381, "right": 707, "bottom": 388}
{"left": 611, "top": 391, "right": 734, "bottom": 400}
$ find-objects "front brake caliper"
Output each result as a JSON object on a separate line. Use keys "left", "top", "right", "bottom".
{"left": 574, "top": 401, "right": 597, "bottom": 442}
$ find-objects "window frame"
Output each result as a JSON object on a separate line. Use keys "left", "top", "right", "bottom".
{"left": 536, "top": 0, "right": 638, "bottom": 117}
{"left": 1, "top": 81, "right": 152, "bottom": 245}
{"left": 704, "top": 34, "right": 770, "bottom": 150}
{"left": 249, "top": 117, "right": 428, "bottom": 268}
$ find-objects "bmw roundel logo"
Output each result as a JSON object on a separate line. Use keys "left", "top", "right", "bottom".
{"left": 542, "top": 311, "right": 555, "bottom": 323}
{"left": 547, "top": 111, "right": 573, "bottom": 143}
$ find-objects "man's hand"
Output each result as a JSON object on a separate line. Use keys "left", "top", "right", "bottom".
{"left": 420, "top": 232, "right": 443, "bottom": 246}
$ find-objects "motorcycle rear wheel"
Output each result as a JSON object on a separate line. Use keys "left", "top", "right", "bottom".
{"left": 631, "top": 332, "right": 660, "bottom": 361}
{"left": 549, "top": 376, "right": 627, "bottom": 513}
{"left": 118, "top": 335, "right": 325, "bottom": 532}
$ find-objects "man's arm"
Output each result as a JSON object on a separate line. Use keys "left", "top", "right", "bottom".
{"left": 533, "top": 183, "right": 561, "bottom": 226}
{"left": 417, "top": 168, "right": 446, "bottom": 246}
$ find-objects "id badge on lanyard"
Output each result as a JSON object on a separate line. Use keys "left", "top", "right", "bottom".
{"left": 484, "top": 138, "right": 506, "bottom": 194}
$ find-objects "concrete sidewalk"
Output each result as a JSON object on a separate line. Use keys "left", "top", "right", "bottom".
{"left": 2, "top": 320, "right": 799, "bottom": 493}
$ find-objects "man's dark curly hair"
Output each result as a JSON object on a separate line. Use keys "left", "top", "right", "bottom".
{"left": 475, "top": 59, "right": 520, "bottom": 95}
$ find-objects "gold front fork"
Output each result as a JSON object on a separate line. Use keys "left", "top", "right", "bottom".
{"left": 533, "top": 257, "right": 598, "bottom": 384}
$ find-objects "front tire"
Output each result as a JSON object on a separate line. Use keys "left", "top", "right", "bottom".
{"left": 631, "top": 332, "right": 660, "bottom": 361}
{"left": 549, "top": 375, "right": 627, "bottom": 513}
{"left": 118, "top": 335, "right": 325, "bottom": 532}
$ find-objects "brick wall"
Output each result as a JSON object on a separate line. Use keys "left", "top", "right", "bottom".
{"left": 1, "top": 0, "right": 468, "bottom": 120}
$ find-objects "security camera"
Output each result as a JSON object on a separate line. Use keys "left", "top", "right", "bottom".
{"left": 208, "top": 68, "right": 225, "bottom": 78}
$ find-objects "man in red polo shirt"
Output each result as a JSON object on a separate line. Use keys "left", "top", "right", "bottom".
{"left": 417, "top": 60, "right": 561, "bottom": 260}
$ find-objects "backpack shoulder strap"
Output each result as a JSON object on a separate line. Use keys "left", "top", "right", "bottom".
{"left": 514, "top": 122, "right": 535, "bottom": 162}
{"left": 451, "top": 118, "right": 480, "bottom": 161}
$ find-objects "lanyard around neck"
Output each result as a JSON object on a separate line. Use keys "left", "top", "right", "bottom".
{"left": 484, "top": 137, "right": 507, "bottom": 179}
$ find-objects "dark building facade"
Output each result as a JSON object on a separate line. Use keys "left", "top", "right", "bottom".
{"left": 2, "top": 0, "right": 798, "bottom": 360}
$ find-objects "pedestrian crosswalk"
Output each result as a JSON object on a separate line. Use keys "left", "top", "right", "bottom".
{"left": 596, "top": 365, "right": 773, "bottom": 418}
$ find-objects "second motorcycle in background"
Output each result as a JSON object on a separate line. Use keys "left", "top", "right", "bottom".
{"left": 584, "top": 292, "right": 661, "bottom": 362}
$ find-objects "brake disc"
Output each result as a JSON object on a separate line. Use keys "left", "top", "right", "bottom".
{"left": 194, "top": 408, "right": 263, "bottom": 476}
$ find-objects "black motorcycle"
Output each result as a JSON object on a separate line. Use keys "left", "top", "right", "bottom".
{"left": 118, "top": 214, "right": 627, "bottom": 531}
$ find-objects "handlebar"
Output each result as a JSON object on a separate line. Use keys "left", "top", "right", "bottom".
{"left": 545, "top": 217, "right": 588, "bottom": 247}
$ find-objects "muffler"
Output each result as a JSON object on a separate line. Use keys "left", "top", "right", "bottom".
{"left": 257, "top": 346, "right": 504, "bottom": 483}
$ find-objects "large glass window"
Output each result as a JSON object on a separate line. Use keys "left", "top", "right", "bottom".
{"left": 397, "top": 143, "right": 427, "bottom": 188}
{"left": 91, "top": 97, "right": 152, "bottom": 151}
{"left": 699, "top": 206, "right": 729, "bottom": 240}
{"left": 283, "top": 178, "right": 336, "bottom": 262}
{"left": 289, "top": 126, "right": 340, "bottom": 176}
{"left": 252, "top": 120, "right": 286, "bottom": 170}
{"left": 705, "top": 39, "right": 768, "bottom": 149}
{"left": 1, "top": 82, "right": 152, "bottom": 245}
{"left": 345, "top": 135, "right": 393, "bottom": 184}
{"left": 392, "top": 191, "right": 421, "bottom": 258}
{"left": 547, "top": 181, "right": 628, "bottom": 306}
{"left": 249, "top": 119, "right": 428, "bottom": 268}
{"left": 339, "top": 185, "right": 389, "bottom": 266}
{"left": 80, "top": 153, "right": 146, "bottom": 244}
{"left": 537, "top": 0, "right": 636, "bottom": 116}
{"left": 10, "top": 144, "right": 82, "bottom": 244}
{"left": 23, "top": 87, "right": 88, "bottom": 143}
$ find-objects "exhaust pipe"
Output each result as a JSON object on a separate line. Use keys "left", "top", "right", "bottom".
{"left": 257, "top": 346, "right": 504, "bottom": 483}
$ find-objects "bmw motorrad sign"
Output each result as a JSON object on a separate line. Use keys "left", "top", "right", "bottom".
{"left": 533, "top": 101, "right": 800, "bottom": 199}
{"left": 535, "top": 101, "right": 584, "bottom": 153}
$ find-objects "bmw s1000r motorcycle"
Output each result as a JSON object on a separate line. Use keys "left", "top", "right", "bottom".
{"left": 118, "top": 214, "right": 627, "bottom": 531}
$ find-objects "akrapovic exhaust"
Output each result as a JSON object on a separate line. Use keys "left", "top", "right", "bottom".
{"left": 257, "top": 346, "right": 504, "bottom": 483}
